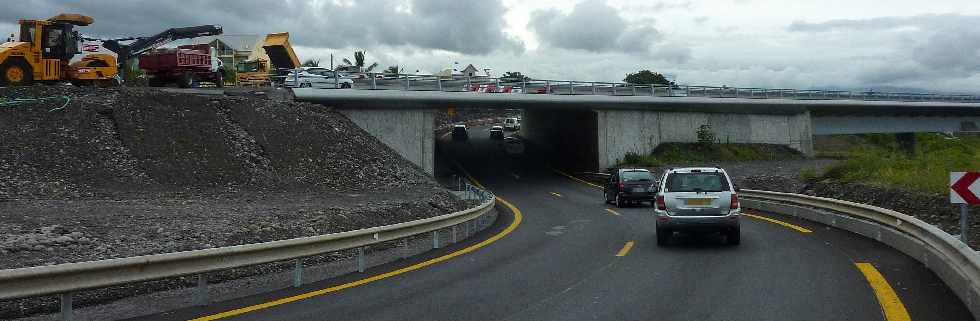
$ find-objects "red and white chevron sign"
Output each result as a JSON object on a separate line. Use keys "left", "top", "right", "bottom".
{"left": 950, "top": 172, "right": 980, "bottom": 204}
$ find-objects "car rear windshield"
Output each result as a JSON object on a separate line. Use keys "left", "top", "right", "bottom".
{"left": 621, "top": 170, "right": 653, "bottom": 182}
{"left": 665, "top": 172, "right": 730, "bottom": 192}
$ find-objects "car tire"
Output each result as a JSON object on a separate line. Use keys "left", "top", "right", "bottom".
{"left": 341, "top": 82, "right": 352, "bottom": 88}
{"left": 603, "top": 191, "right": 610, "bottom": 204}
{"left": 615, "top": 194, "right": 623, "bottom": 208}
{"left": 727, "top": 229, "right": 741, "bottom": 245}
{"left": 656, "top": 227, "right": 669, "bottom": 246}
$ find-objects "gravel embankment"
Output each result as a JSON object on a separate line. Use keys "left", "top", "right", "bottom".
{"left": 0, "top": 86, "right": 472, "bottom": 318}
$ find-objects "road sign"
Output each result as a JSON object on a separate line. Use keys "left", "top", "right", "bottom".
{"left": 950, "top": 172, "right": 980, "bottom": 204}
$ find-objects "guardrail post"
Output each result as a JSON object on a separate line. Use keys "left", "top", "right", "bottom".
{"left": 521, "top": 79, "right": 527, "bottom": 94}
{"left": 631, "top": 85, "right": 637, "bottom": 96}
{"left": 357, "top": 247, "right": 365, "bottom": 272}
{"left": 734, "top": 88, "right": 739, "bottom": 98}
{"left": 402, "top": 238, "right": 410, "bottom": 259}
{"left": 612, "top": 84, "right": 616, "bottom": 95}
{"left": 452, "top": 225, "right": 458, "bottom": 243}
{"left": 293, "top": 69, "right": 299, "bottom": 88}
{"left": 334, "top": 71, "right": 339, "bottom": 89}
{"left": 545, "top": 81, "right": 550, "bottom": 94}
{"left": 195, "top": 274, "right": 208, "bottom": 306}
{"left": 432, "top": 231, "right": 440, "bottom": 249}
{"left": 371, "top": 73, "right": 377, "bottom": 90}
{"left": 437, "top": 77, "right": 442, "bottom": 91}
{"left": 961, "top": 204, "right": 970, "bottom": 244}
{"left": 403, "top": 74, "right": 410, "bottom": 90}
{"left": 592, "top": 82, "right": 597, "bottom": 95}
{"left": 293, "top": 259, "right": 303, "bottom": 287}
{"left": 60, "top": 292, "right": 73, "bottom": 321}
{"left": 464, "top": 219, "right": 470, "bottom": 237}
{"left": 569, "top": 81, "right": 574, "bottom": 95}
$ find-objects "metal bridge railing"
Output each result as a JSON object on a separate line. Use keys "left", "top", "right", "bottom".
{"left": 271, "top": 69, "right": 980, "bottom": 104}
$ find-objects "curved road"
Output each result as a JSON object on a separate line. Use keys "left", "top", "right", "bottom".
{"left": 151, "top": 126, "right": 973, "bottom": 321}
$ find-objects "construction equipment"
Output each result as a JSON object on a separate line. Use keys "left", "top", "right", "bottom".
{"left": 0, "top": 13, "right": 221, "bottom": 86}
{"left": 140, "top": 44, "right": 225, "bottom": 88}
{"left": 236, "top": 32, "right": 300, "bottom": 87}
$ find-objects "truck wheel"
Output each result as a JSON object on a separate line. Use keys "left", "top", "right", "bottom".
{"left": 214, "top": 72, "right": 224, "bottom": 88}
{"left": 178, "top": 72, "right": 194, "bottom": 88}
{"left": 0, "top": 59, "right": 33, "bottom": 86}
{"left": 341, "top": 82, "right": 351, "bottom": 89}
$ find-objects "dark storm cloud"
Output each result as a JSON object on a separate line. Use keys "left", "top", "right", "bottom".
{"left": 0, "top": 0, "right": 521, "bottom": 55}
{"left": 529, "top": 0, "right": 662, "bottom": 54}
{"left": 787, "top": 14, "right": 980, "bottom": 32}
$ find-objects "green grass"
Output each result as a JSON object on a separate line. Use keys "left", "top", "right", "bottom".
{"left": 820, "top": 133, "right": 980, "bottom": 194}
{"left": 617, "top": 143, "right": 802, "bottom": 167}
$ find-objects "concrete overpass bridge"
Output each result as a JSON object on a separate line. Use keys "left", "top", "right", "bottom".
{"left": 293, "top": 88, "right": 980, "bottom": 173}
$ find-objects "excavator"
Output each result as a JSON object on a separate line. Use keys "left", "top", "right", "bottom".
{"left": 0, "top": 13, "right": 221, "bottom": 86}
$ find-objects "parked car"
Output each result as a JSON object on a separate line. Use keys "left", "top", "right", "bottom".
{"left": 451, "top": 124, "right": 468, "bottom": 141}
{"left": 503, "top": 136, "right": 524, "bottom": 155}
{"left": 654, "top": 167, "right": 741, "bottom": 246}
{"left": 285, "top": 67, "right": 354, "bottom": 88}
{"left": 503, "top": 117, "right": 521, "bottom": 131}
{"left": 489, "top": 126, "right": 505, "bottom": 140}
{"left": 603, "top": 168, "right": 658, "bottom": 208}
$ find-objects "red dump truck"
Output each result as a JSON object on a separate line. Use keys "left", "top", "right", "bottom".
{"left": 139, "top": 44, "right": 225, "bottom": 88}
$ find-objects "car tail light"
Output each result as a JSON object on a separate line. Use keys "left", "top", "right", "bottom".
{"left": 730, "top": 194, "right": 739, "bottom": 210}
{"left": 656, "top": 195, "right": 667, "bottom": 210}
{"left": 618, "top": 182, "right": 625, "bottom": 191}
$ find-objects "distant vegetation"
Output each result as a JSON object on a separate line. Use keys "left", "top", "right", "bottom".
{"left": 623, "top": 70, "right": 672, "bottom": 86}
{"left": 814, "top": 133, "right": 980, "bottom": 194}
{"left": 618, "top": 143, "right": 803, "bottom": 167}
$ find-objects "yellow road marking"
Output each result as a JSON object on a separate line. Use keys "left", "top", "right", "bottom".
{"left": 855, "top": 263, "right": 912, "bottom": 321}
{"left": 550, "top": 192, "right": 562, "bottom": 198}
{"left": 189, "top": 179, "right": 521, "bottom": 320}
{"left": 743, "top": 213, "right": 812, "bottom": 233}
{"left": 553, "top": 169, "right": 602, "bottom": 189}
{"left": 616, "top": 241, "right": 635, "bottom": 257}
{"left": 605, "top": 208, "right": 621, "bottom": 216}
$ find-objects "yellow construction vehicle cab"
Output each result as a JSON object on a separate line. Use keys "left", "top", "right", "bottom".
{"left": 236, "top": 58, "right": 270, "bottom": 87}
{"left": 235, "top": 32, "right": 301, "bottom": 87}
{"left": 0, "top": 13, "right": 119, "bottom": 86}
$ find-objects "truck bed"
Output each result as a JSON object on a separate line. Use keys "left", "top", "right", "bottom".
{"left": 139, "top": 45, "right": 213, "bottom": 73}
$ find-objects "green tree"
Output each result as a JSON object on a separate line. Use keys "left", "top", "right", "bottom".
{"left": 383, "top": 65, "right": 401, "bottom": 74}
{"left": 341, "top": 50, "right": 379, "bottom": 72}
{"left": 623, "top": 70, "right": 672, "bottom": 86}
{"left": 301, "top": 59, "right": 320, "bottom": 67}
{"left": 501, "top": 71, "right": 530, "bottom": 82}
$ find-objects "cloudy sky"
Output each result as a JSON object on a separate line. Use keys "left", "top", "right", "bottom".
{"left": 4, "top": 0, "right": 980, "bottom": 92}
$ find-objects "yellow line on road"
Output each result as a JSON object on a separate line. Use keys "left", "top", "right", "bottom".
{"left": 743, "top": 213, "right": 812, "bottom": 233}
{"left": 189, "top": 179, "right": 521, "bottom": 320}
{"left": 616, "top": 241, "right": 635, "bottom": 257}
{"left": 550, "top": 192, "right": 562, "bottom": 198}
{"left": 855, "top": 263, "right": 912, "bottom": 321}
{"left": 605, "top": 208, "right": 621, "bottom": 216}
{"left": 553, "top": 169, "right": 602, "bottom": 189}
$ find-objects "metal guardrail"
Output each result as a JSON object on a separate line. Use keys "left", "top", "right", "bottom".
{"left": 0, "top": 182, "right": 495, "bottom": 320}
{"left": 270, "top": 69, "right": 980, "bottom": 104}
{"left": 741, "top": 189, "right": 980, "bottom": 319}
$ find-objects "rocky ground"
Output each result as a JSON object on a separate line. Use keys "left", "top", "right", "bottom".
{"left": 0, "top": 86, "right": 472, "bottom": 318}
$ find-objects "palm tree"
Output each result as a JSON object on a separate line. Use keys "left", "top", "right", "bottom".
{"left": 340, "top": 50, "right": 379, "bottom": 72}
{"left": 301, "top": 59, "right": 320, "bottom": 67}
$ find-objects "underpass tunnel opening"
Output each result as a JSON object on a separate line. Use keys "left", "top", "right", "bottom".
{"left": 432, "top": 107, "right": 599, "bottom": 178}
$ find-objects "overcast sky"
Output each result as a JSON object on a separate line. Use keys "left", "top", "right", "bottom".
{"left": 4, "top": 0, "right": 980, "bottom": 92}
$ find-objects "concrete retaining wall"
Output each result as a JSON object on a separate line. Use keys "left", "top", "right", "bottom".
{"left": 340, "top": 109, "right": 435, "bottom": 175}
{"left": 596, "top": 110, "right": 813, "bottom": 169}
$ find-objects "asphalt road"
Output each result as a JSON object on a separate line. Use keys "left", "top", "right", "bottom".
{"left": 148, "top": 126, "right": 973, "bottom": 321}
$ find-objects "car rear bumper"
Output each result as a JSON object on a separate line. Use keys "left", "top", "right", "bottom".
{"left": 655, "top": 211, "right": 740, "bottom": 231}
{"left": 617, "top": 192, "right": 656, "bottom": 202}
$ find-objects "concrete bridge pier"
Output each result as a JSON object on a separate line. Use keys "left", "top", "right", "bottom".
{"left": 339, "top": 109, "right": 435, "bottom": 175}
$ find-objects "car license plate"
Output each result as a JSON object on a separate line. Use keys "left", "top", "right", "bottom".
{"left": 632, "top": 188, "right": 646, "bottom": 193}
{"left": 686, "top": 198, "right": 712, "bottom": 206}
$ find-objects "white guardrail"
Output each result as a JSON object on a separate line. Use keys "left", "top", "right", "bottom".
{"left": 0, "top": 182, "right": 495, "bottom": 320}
{"left": 741, "top": 189, "right": 980, "bottom": 320}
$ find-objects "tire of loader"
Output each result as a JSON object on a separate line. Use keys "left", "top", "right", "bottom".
{"left": 0, "top": 58, "right": 33, "bottom": 86}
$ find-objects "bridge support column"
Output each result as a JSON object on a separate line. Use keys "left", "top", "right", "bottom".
{"left": 595, "top": 110, "right": 814, "bottom": 169}
{"left": 339, "top": 109, "right": 435, "bottom": 175}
